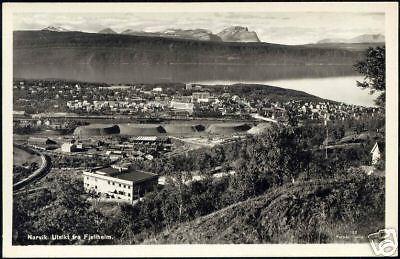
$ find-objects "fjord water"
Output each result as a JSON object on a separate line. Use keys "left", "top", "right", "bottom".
{"left": 194, "top": 76, "right": 378, "bottom": 107}
{"left": 14, "top": 63, "right": 377, "bottom": 106}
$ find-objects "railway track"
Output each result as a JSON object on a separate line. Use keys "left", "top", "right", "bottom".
{"left": 13, "top": 144, "right": 52, "bottom": 192}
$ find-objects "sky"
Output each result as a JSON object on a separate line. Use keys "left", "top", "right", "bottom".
{"left": 13, "top": 12, "right": 385, "bottom": 45}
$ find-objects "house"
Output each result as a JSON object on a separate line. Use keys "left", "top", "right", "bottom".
{"left": 83, "top": 166, "right": 159, "bottom": 203}
{"left": 61, "top": 143, "right": 77, "bottom": 153}
{"left": 371, "top": 141, "right": 385, "bottom": 165}
{"left": 27, "top": 137, "right": 58, "bottom": 150}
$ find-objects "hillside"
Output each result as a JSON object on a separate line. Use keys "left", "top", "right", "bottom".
{"left": 207, "top": 83, "right": 324, "bottom": 102}
{"left": 144, "top": 176, "right": 384, "bottom": 244}
{"left": 14, "top": 30, "right": 364, "bottom": 66}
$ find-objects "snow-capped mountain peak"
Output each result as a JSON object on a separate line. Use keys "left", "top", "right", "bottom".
{"left": 42, "top": 25, "right": 70, "bottom": 32}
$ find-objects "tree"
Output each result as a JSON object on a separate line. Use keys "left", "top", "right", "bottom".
{"left": 354, "top": 46, "right": 385, "bottom": 107}
{"left": 231, "top": 125, "right": 310, "bottom": 199}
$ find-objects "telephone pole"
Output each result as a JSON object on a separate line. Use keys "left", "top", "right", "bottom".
{"left": 324, "top": 113, "right": 329, "bottom": 159}
{"left": 325, "top": 124, "right": 328, "bottom": 159}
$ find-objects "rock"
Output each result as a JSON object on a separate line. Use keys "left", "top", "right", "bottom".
{"left": 217, "top": 26, "right": 260, "bottom": 42}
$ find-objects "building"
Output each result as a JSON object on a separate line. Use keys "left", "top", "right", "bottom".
{"left": 61, "top": 143, "right": 77, "bottom": 153}
{"left": 13, "top": 110, "right": 26, "bottom": 118}
{"left": 185, "top": 83, "right": 202, "bottom": 90}
{"left": 170, "top": 101, "right": 194, "bottom": 114}
{"left": 371, "top": 141, "right": 385, "bottom": 165}
{"left": 185, "top": 83, "right": 194, "bottom": 90}
{"left": 192, "top": 92, "right": 210, "bottom": 103}
{"left": 105, "top": 150, "right": 124, "bottom": 161}
{"left": 129, "top": 136, "right": 172, "bottom": 152}
{"left": 27, "top": 137, "right": 58, "bottom": 150}
{"left": 152, "top": 87, "right": 163, "bottom": 93}
{"left": 83, "top": 166, "right": 159, "bottom": 203}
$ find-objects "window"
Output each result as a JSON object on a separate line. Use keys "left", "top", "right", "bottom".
{"left": 128, "top": 186, "right": 130, "bottom": 189}
{"left": 123, "top": 185, "right": 126, "bottom": 188}
{"left": 112, "top": 182, "right": 115, "bottom": 186}
{"left": 119, "top": 184, "right": 121, "bottom": 187}
{"left": 128, "top": 193, "right": 131, "bottom": 197}
{"left": 108, "top": 181, "right": 110, "bottom": 184}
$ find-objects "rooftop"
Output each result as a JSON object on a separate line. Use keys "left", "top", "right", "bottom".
{"left": 114, "top": 170, "right": 158, "bottom": 183}
{"left": 131, "top": 136, "right": 158, "bottom": 141}
{"left": 94, "top": 166, "right": 158, "bottom": 183}
{"left": 96, "top": 167, "right": 120, "bottom": 175}
{"left": 28, "top": 137, "right": 57, "bottom": 144}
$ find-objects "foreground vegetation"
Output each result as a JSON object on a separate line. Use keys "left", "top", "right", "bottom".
{"left": 13, "top": 121, "right": 384, "bottom": 245}
{"left": 145, "top": 175, "right": 384, "bottom": 244}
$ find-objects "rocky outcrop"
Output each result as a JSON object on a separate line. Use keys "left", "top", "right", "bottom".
{"left": 41, "top": 25, "right": 69, "bottom": 32}
{"left": 217, "top": 26, "right": 260, "bottom": 42}
{"left": 161, "top": 28, "right": 222, "bottom": 41}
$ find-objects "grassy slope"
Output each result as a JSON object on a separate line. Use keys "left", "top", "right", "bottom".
{"left": 13, "top": 146, "right": 41, "bottom": 166}
{"left": 144, "top": 175, "right": 384, "bottom": 244}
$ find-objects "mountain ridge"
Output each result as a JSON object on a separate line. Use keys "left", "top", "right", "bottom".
{"left": 121, "top": 28, "right": 222, "bottom": 41}
{"left": 98, "top": 28, "right": 117, "bottom": 34}
{"left": 317, "top": 34, "right": 385, "bottom": 44}
{"left": 14, "top": 30, "right": 365, "bottom": 67}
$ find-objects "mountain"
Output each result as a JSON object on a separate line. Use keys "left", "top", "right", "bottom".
{"left": 217, "top": 26, "right": 260, "bottom": 42}
{"left": 13, "top": 30, "right": 363, "bottom": 66}
{"left": 98, "top": 28, "right": 117, "bottom": 34}
{"left": 121, "top": 28, "right": 222, "bottom": 41}
{"left": 162, "top": 29, "right": 222, "bottom": 41}
{"left": 351, "top": 34, "right": 385, "bottom": 43}
{"left": 306, "top": 42, "right": 384, "bottom": 51}
{"left": 120, "top": 29, "right": 157, "bottom": 36}
{"left": 41, "top": 26, "right": 69, "bottom": 32}
{"left": 317, "top": 34, "right": 385, "bottom": 44}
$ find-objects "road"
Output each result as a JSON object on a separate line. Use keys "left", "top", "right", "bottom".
{"left": 250, "top": 113, "right": 278, "bottom": 124}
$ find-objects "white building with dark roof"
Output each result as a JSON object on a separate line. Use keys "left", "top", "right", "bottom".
{"left": 61, "top": 143, "right": 77, "bottom": 153}
{"left": 83, "top": 166, "right": 158, "bottom": 202}
{"left": 371, "top": 141, "right": 385, "bottom": 166}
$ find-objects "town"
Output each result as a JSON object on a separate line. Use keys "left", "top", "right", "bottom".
{"left": 14, "top": 79, "right": 381, "bottom": 124}
{"left": 7, "top": 6, "right": 391, "bottom": 253}
{"left": 13, "top": 78, "right": 385, "bottom": 206}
